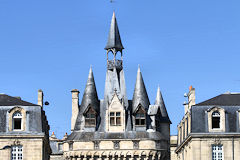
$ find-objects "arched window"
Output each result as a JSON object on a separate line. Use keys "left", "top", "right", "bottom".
{"left": 135, "top": 107, "right": 146, "bottom": 126}
{"left": 212, "top": 111, "right": 220, "bottom": 129}
{"left": 85, "top": 107, "right": 96, "bottom": 127}
{"left": 13, "top": 112, "right": 22, "bottom": 130}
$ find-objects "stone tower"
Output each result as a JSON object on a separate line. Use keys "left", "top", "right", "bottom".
{"left": 64, "top": 12, "right": 171, "bottom": 160}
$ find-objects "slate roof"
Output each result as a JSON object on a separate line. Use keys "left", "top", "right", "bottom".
{"left": 0, "top": 94, "right": 38, "bottom": 106}
{"left": 195, "top": 93, "right": 240, "bottom": 106}
{"left": 132, "top": 67, "right": 150, "bottom": 112}
{"left": 67, "top": 131, "right": 165, "bottom": 141}
{"left": 155, "top": 86, "right": 171, "bottom": 123}
{"left": 105, "top": 12, "right": 124, "bottom": 51}
{"left": 80, "top": 67, "right": 99, "bottom": 113}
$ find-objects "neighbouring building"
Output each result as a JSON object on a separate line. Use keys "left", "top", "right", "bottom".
{"left": 170, "top": 136, "right": 177, "bottom": 160}
{"left": 173, "top": 86, "right": 240, "bottom": 160}
{"left": 0, "top": 90, "right": 51, "bottom": 160}
{"left": 60, "top": 12, "right": 171, "bottom": 160}
{"left": 49, "top": 132, "right": 67, "bottom": 160}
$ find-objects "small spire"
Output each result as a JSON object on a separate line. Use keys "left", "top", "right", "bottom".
{"left": 80, "top": 67, "right": 99, "bottom": 112}
{"left": 155, "top": 86, "right": 171, "bottom": 123}
{"left": 155, "top": 86, "right": 162, "bottom": 106}
{"left": 132, "top": 66, "right": 150, "bottom": 112}
{"left": 105, "top": 12, "right": 124, "bottom": 52}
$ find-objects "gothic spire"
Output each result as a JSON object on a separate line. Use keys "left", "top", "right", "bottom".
{"left": 155, "top": 86, "right": 171, "bottom": 123}
{"left": 80, "top": 66, "right": 99, "bottom": 113}
{"left": 132, "top": 67, "right": 150, "bottom": 112}
{"left": 105, "top": 12, "right": 124, "bottom": 52}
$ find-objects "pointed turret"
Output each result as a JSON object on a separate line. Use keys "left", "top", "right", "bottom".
{"left": 155, "top": 86, "right": 171, "bottom": 123}
{"left": 132, "top": 67, "right": 150, "bottom": 112}
{"left": 105, "top": 12, "right": 124, "bottom": 52}
{"left": 80, "top": 67, "right": 99, "bottom": 113}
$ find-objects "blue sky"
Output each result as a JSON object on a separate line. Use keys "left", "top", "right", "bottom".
{"left": 1, "top": 0, "right": 240, "bottom": 137}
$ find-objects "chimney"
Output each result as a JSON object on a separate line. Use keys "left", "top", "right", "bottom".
{"left": 38, "top": 89, "right": 43, "bottom": 107}
{"left": 71, "top": 89, "right": 79, "bottom": 131}
{"left": 188, "top": 85, "right": 195, "bottom": 109}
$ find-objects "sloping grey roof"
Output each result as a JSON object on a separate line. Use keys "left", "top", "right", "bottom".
{"left": 50, "top": 140, "right": 63, "bottom": 155}
{"left": 67, "top": 131, "right": 165, "bottom": 141}
{"left": 132, "top": 67, "right": 150, "bottom": 112}
{"left": 105, "top": 12, "right": 124, "bottom": 51}
{"left": 195, "top": 93, "right": 240, "bottom": 106}
{"left": 155, "top": 87, "right": 171, "bottom": 123}
{"left": 0, "top": 94, "right": 38, "bottom": 106}
{"left": 80, "top": 67, "right": 99, "bottom": 113}
{"left": 74, "top": 67, "right": 100, "bottom": 131}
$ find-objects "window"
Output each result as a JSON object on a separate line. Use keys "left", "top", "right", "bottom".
{"left": 11, "top": 145, "right": 23, "bottom": 160}
{"left": 212, "top": 111, "right": 220, "bottom": 129}
{"left": 183, "top": 122, "right": 185, "bottom": 139}
{"left": 180, "top": 126, "right": 182, "bottom": 143}
{"left": 13, "top": 112, "right": 22, "bottom": 130}
{"left": 135, "top": 107, "right": 145, "bottom": 126}
{"left": 58, "top": 143, "right": 63, "bottom": 151}
{"left": 69, "top": 142, "right": 73, "bottom": 151}
{"left": 208, "top": 107, "right": 225, "bottom": 132}
{"left": 212, "top": 145, "right": 223, "bottom": 160}
{"left": 85, "top": 107, "right": 96, "bottom": 127}
{"left": 110, "top": 112, "right": 121, "bottom": 126}
{"left": 186, "top": 117, "right": 189, "bottom": 136}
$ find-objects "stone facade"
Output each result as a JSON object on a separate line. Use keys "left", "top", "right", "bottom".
{"left": 174, "top": 86, "right": 240, "bottom": 160}
{"left": 0, "top": 90, "right": 51, "bottom": 160}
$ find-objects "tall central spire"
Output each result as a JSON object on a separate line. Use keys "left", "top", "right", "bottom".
{"left": 103, "top": 11, "right": 128, "bottom": 106}
{"left": 105, "top": 12, "right": 124, "bottom": 53}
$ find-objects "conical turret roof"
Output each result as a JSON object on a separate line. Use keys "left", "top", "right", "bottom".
{"left": 132, "top": 67, "right": 150, "bottom": 112}
{"left": 80, "top": 67, "right": 99, "bottom": 113}
{"left": 105, "top": 12, "right": 124, "bottom": 52}
{"left": 155, "top": 86, "right": 171, "bottom": 123}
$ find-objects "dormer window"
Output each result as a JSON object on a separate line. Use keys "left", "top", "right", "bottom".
{"left": 212, "top": 111, "right": 220, "bottom": 129}
{"left": 85, "top": 107, "right": 96, "bottom": 127}
{"left": 135, "top": 107, "right": 146, "bottom": 126}
{"left": 13, "top": 112, "right": 22, "bottom": 130}
{"left": 110, "top": 112, "right": 121, "bottom": 126}
{"left": 208, "top": 107, "right": 225, "bottom": 132}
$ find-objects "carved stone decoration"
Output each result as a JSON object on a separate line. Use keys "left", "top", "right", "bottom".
{"left": 13, "top": 139, "right": 21, "bottom": 145}
{"left": 93, "top": 141, "right": 100, "bottom": 149}
{"left": 214, "top": 137, "right": 221, "bottom": 145}
{"left": 113, "top": 141, "right": 120, "bottom": 149}
{"left": 155, "top": 140, "right": 161, "bottom": 149}
{"left": 132, "top": 140, "right": 139, "bottom": 149}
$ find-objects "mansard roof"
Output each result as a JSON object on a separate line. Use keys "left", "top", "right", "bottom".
{"left": 195, "top": 93, "right": 240, "bottom": 106}
{"left": 132, "top": 67, "right": 150, "bottom": 112}
{"left": 80, "top": 67, "right": 99, "bottom": 113}
{"left": 105, "top": 12, "right": 124, "bottom": 52}
{"left": 0, "top": 94, "right": 38, "bottom": 106}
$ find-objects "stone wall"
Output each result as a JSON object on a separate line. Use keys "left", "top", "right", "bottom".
{"left": 0, "top": 137, "right": 45, "bottom": 160}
